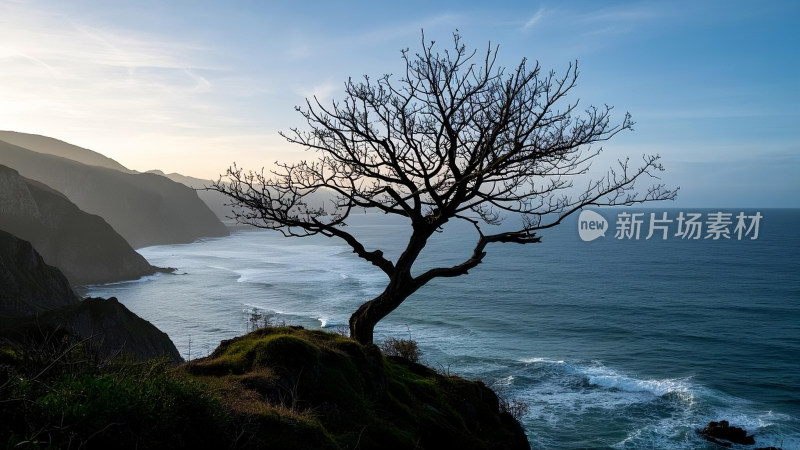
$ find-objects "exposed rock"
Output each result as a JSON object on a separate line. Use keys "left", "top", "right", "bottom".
{"left": 698, "top": 420, "right": 756, "bottom": 446}
{"left": 0, "top": 229, "right": 78, "bottom": 317}
{"left": 0, "top": 165, "right": 157, "bottom": 285}
{"left": 0, "top": 139, "right": 228, "bottom": 248}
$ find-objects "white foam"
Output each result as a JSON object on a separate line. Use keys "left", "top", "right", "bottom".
{"left": 235, "top": 268, "right": 272, "bottom": 284}
{"left": 588, "top": 373, "right": 690, "bottom": 397}
{"left": 519, "top": 357, "right": 565, "bottom": 365}
{"left": 491, "top": 375, "right": 515, "bottom": 388}
{"left": 242, "top": 304, "right": 282, "bottom": 314}
{"left": 81, "top": 272, "right": 163, "bottom": 289}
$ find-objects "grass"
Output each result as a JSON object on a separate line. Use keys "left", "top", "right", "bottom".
{"left": 1, "top": 326, "right": 529, "bottom": 449}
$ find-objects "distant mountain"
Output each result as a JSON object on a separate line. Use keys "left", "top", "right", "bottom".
{"left": 0, "top": 131, "right": 132, "bottom": 173}
{"left": 148, "top": 170, "right": 349, "bottom": 223}
{"left": 0, "top": 165, "right": 157, "bottom": 285}
{"left": 0, "top": 230, "right": 181, "bottom": 362}
{"left": 0, "top": 140, "right": 228, "bottom": 248}
{"left": 147, "top": 170, "right": 234, "bottom": 222}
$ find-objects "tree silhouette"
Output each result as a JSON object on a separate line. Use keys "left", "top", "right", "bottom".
{"left": 213, "top": 32, "right": 677, "bottom": 344}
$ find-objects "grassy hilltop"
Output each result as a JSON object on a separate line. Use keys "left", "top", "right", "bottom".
{"left": 1, "top": 326, "right": 529, "bottom": 450}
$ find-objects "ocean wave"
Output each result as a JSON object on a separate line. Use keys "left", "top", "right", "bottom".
{"left": 582, "top": 366, "right": 692, "bottom": 398}
{"left": 317, "top": 316, "right": 348, "bottom": 329}
{"left": 241, "top": 304, "right": 282, "bottom": 315}
{"left": 491, "top": 375, "right": 516, "bottom": 388}
{"left": 519, "top": 357, "right": 565, "bottom": 365}
{"left": 81, "top": 272, "right": 165, "bottom": 289}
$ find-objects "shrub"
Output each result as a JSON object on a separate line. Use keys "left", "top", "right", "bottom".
{"left": 493, "top": 383, "right": 531, "bottom": 421}
{"left": 380, "top": 337, "right": 422, "bottom": 363}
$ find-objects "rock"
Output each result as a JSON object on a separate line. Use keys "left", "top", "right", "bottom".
{"left": 698, "top": 420, "right": 755, "bottom": 446}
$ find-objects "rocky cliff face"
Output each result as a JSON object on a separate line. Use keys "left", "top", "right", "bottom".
{"left": 0, "top": 229, "right": 78, "bottom": 317}
{"left": 0, "top": 139, "right": 228, "bottom": 248}
{"left": 0, "top": 165, "right": 157, "bottom": 285}
{"left": 0, "top": 231, "right": 181, "bottom": 363}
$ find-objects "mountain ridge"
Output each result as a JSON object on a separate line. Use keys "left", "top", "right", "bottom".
{"left": 0, "top": 131, "right": 132, "bottom": 173}
{"left": 0, "top": 140, "right": 228, "bottom": 248}
{"left": 0, "top": 165, "right": 158, "bottom": 285}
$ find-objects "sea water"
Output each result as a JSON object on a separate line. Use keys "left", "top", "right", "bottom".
{"left": 81, "top": 208, "right": 800, "bottom": 449}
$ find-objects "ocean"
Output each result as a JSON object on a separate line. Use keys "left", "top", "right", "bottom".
{"left": 80, "top": 208, "right": 800, "bottom": 449}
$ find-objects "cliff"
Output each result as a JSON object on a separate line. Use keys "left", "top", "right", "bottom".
{"left": 0, "top": 165, "right": 157, "bottom": 285}
{"left": 40, "top": 297, "right": 183, "bottom": 363}
{"left": 0, "top": 231, "right": 181, "bottom": 363}
{"left": 0, "top": 139, "right": 228, "bottom": 248}
{"left": 0, "top": 229, "right": 78, "bottom": 318}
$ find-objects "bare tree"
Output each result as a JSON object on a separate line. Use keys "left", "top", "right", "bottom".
{"left": 212, "top": 32, "right": 677, "bottom": 344}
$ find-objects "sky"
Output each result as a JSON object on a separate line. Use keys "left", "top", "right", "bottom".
{"left": 0, "top": 0, "right": 798, "bottom": 207}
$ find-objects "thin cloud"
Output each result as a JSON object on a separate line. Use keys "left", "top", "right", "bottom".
{"left": 0, "top": 3, "right": 243, "bottom": 167}
{"left": 522, "top": 8, "right": 546, "bottom": 30}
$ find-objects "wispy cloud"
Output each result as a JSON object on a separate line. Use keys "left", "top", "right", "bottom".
{"left": 522, "top": 7, "right": 546, "bottom": 31}
{"left": 0, "top": 3, "right": 269, "bottom": 176}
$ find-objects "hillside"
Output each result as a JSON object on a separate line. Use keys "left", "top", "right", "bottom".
{"left": 148, "top": 169, "right": 234, "bottom": 222}
{"left": 0, "top": 140, "right": 228, "bottom": 248}
{"left": 1, "top": 326, "right": 529, "bottom": 449}
{"left": 0, "top": 230, "right": 181, "bottom": 363}
{"left": 0, "top": 229, "right": 79, "bottom": 318}
{"left": 0, "top": 131, "right": 132, "bottom": 173}
{"left": 0, "top": 165, "right": 157, "bottom": 285}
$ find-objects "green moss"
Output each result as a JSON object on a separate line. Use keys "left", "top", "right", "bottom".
{"left": 2, "top": 325, "right": 528, "bottom": 450}
{"left": 0, "top": 347, "right": 20, "bottom": 364}
{"left": 248, "top": 334, "right": 321, "bottom": 370}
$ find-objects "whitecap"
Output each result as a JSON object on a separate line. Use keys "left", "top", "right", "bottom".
{"left": 519, "top": 357, "right": 565, "bottom": 365}
{"left": 491, "top": 375, "right": 516, "bottom": 388}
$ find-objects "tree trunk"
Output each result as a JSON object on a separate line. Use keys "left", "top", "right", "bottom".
{"left": 349, "top": 288, "right": 412, "bottom": 344}
{"left": 350, "top": 226, "right": 433, "bottom": 344}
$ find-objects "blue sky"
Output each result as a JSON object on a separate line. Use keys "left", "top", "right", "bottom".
{"left": 1, "top": 0, "right": 798, "bottom": 207}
